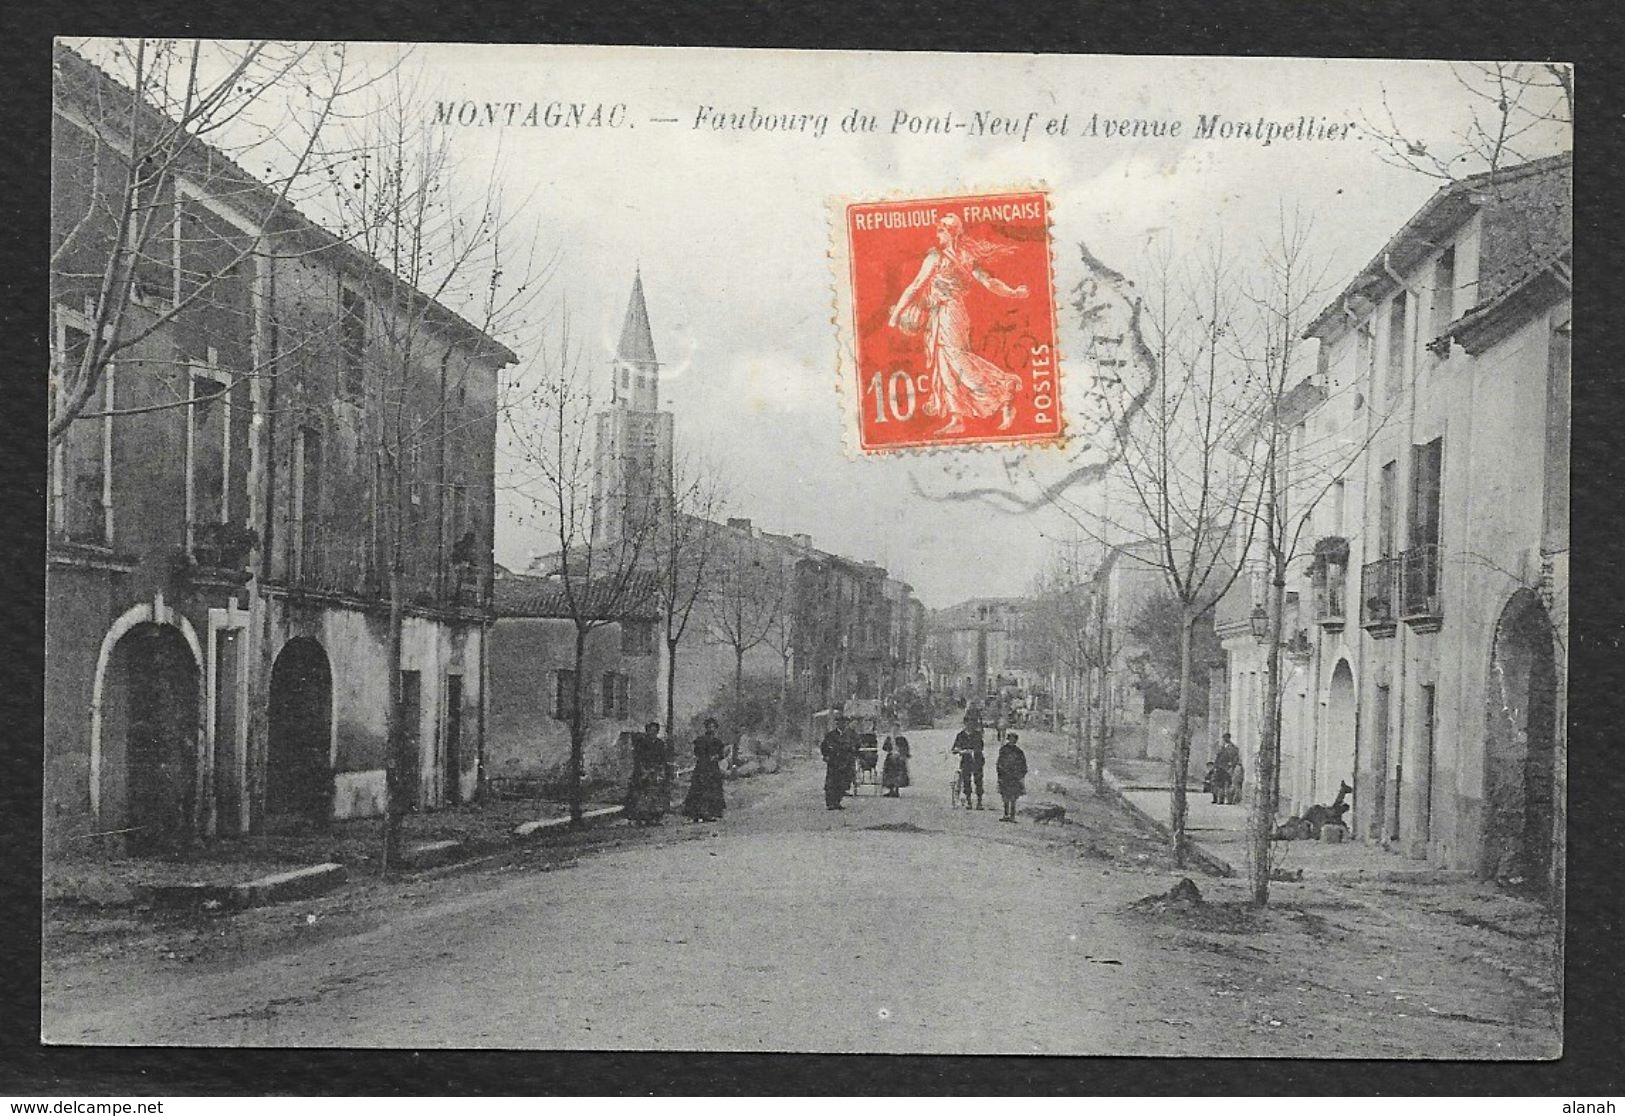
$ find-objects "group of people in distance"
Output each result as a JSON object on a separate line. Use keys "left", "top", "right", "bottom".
{"left": 818, "top": 709, "right": 1029, "bottom": 821}
{"left": 623, "top": 717, "right": 728, "bottom": 827}
{"left": 952, "top": 712, "right": 1029, "bottom": 822}
{"left": 818, "top": 717, "right": 913, "bottom": 810}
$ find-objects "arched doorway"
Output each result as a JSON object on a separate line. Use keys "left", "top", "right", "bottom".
{"left": 1321, "top": 660, "right": 1357, "bottom": 824}
{"left": 102, "top": 623, "right": 200, "bottom": 851}
{"left": 1483, "top": 590, "right": 1559, "bottom": 898}
{"left": 267, "top": 637, "right": 333, "bottom": 823}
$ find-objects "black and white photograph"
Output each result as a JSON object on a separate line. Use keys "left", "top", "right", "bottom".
{"left": 41, "top": 40, "right": 1572, "bottom": 1058}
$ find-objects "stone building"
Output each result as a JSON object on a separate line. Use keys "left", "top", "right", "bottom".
{"left": 485, "top": 575, "right": 664, "bottom": 793}
{"left": 1233, "top": 152, "right": 1569, "bottom": 895}
{"left": 46, "top": 46, "right": 514, "bottom": 853}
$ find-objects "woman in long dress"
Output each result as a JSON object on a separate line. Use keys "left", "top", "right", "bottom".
{"left": 624, "top": 721, "right": 670, "bottom": 826}
{"left": 881, "top": 730, "right": 911, "bottom": 797}
{"left": 682, "top": 718, "right": 728, "bottom": 822}
{"left": 887, "top": 213, "right": 1029, "bottom": 435}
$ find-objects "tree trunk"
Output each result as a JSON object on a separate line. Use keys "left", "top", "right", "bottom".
{"left": 664, "top": 635, "right": 678, "bottom": 741}
{"left": 1094, "top": 637, "right": 1110, "bottom": 791}
{"left": 568, "top": 626, "right": 587, "bottom": 827}
{"left": 383, "top": 565, "right": 405, "bottom": 872}
{"left": 1250, "top": 564, "right": 1287, "bottom": 906}
{"left": 665, "top": 636, "right": 680, "bottom": 781}
{"left": 732, "top": 648, "right": 745, "bottom": 762}
{"left": 1074, "top": 661, "right": 1088, "bottom": 770}
{"left": 1170, "top": 609, "right": 1195, "bottom": 869}
{"left": 778, "top": 653, "right": 791, "bottom": 740}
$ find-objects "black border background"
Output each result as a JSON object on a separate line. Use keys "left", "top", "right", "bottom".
{"left": 2, "top": 0, "right": 1621, "bottom": 1096}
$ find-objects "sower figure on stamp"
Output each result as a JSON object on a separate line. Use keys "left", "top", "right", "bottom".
{"left": 887, "top": 214, "right": 1028, "bottom": 436}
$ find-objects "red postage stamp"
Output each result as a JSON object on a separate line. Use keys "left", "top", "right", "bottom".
{"left": 835, "top": 189, "right": 1062, "bottom": 453}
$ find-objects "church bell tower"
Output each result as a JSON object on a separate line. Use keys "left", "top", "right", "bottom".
{"left": 593, "top": 270, "right": 675, "bottom": 555}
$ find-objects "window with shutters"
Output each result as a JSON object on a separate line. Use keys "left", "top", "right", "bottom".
{"left": 1401, "top": 438, "right": 1444, "bottom": 625}
{"left": 1409, "top": 439, "right": 1443, "bottom": 550}
{"left": 340, "top": 286, "right": 366, "bottom": 397}
{"left": 52, "top": 315, "right": 108, "bottom": 545}
{"left": 1378, "top": 461, "right": 1398, "bottom": 557}
{"left": 620, "top": 620, "right": 655, "bottom": 655}
{"left": 294, "top": 425, "right": 322, "bottom": 581}
{"left": 191, "top": 370, "right": 226, "bottom": 527}
{"left": 1429, "top": 248, "right": 1456, "bottom": 351}
{"left": 554, "top": 669, "right": 576, "bottom": 721}
{"left": 1385, "top": 292, "right": 1408, "bottom": 401}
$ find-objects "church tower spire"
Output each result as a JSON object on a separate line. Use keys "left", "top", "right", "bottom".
{"left": 613, "top": 269, "right": 660, "bottom": 410}
{"left": 593, "top": 269, "right": 675, "bottom": 557}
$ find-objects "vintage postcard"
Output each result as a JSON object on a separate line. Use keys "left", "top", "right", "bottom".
{"left": 43, "top": 41, "right": 1570, "bottom": 1058}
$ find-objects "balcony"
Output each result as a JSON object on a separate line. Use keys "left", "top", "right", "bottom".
{"left": 1400, "top": 543, "right": 1443, "bottom": 632}
{"left": 1360, "top": 555, "right": 1399, "bottom": 638}
{"left": 192, "top": 522, "right": 258, "bottom": 572}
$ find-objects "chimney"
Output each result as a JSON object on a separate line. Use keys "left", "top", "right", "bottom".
{"left": 727, "top": 517, "right": 753, "bottom": 534}
{"left": 793, "top": 533, "right": 812, "bottom": 550}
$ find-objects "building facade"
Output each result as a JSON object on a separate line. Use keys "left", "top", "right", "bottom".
{"left": 47, "top": 47, "right": 514, "bottom": 853}
{"left": 1231, "top": 153, "right": 1570, "bottom": 894}
{"left": 485, "top": 575, "right": 664, "bottom": 792}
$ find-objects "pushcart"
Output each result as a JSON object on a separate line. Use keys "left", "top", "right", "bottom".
{"left": 844, "top": 700, "right": 885, "bottom": 796}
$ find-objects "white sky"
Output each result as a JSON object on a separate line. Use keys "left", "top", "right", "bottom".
{"left": 141, "top": 43, "right": 1576, "bottom": 608}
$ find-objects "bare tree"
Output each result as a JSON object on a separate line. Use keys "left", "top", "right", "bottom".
{"left": 1237, "top": 208, "right": 1412, "bottom": 906}
{"left": 1363, "top": 62, "right": 1571, "bottom": 185}
{"left": 1052, "top": 239, "right": 1270, "bottom": 868}
{"left": 761, "top": 562, "right": 800, "bottom": 739}
{"left": 707, "top": 531, "right": 788, "bottom": 760}
{"left": 50, "top": 39, "right": 364, "bottom": 445}
{"left": 654, "top": 451, "right": 728, "bottom": 751}
{"left": 314, "top": 61, "right": 545, "bottom": 862}
{"left": 507, "top": 313, "right": 657, "bottom": 827}
{"left": 1026, "top": 540, "right": 1102, "bottom": 774}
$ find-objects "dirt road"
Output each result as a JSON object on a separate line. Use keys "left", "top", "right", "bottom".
{"left": 42, "top": 729, "right": 1560, "bottom": 1056}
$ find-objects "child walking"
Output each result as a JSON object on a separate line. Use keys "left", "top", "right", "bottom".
{"left": 995, "top": 731, "right": 1028, "bottom": 822}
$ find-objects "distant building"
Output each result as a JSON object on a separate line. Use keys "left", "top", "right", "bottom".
{"left": 486, "top": 575, "right": 663, "bottom": 793}
{"left": 925, "top": 597, "right": 1033, "bottom": 697}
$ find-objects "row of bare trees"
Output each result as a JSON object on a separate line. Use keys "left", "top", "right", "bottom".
{"left": 996, "top": 217, "right": 1384, "bottom": 906}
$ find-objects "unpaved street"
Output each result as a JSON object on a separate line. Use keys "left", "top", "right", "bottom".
{"left": 43, "top": 731, "right": 1560, "bottom": 1056}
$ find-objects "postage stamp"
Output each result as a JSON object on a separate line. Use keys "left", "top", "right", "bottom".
{"left": 834, "top": 189, "right": 1063, "bottom": 453}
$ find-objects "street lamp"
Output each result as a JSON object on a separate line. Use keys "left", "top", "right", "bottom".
{"left": 1249, "top": 603, "right": 1270, "bottom": 643}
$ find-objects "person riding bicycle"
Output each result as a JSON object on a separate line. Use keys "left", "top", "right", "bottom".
{"left": 951, "top": 717, "right": 986, "bottom": 811}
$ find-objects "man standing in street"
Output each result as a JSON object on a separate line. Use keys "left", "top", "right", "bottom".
{"left": 952, "top": 717, "right": 986, "bottom": 811}
{"left": 820, "top": 717, "right": 855, "bottom": 810}
{"left": 1214, "top": 732, "right": 1242, "bottom": 806}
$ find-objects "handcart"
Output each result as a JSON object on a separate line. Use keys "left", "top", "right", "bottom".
{"left": 844, "top": 700, "right": 885, "bottom": 796}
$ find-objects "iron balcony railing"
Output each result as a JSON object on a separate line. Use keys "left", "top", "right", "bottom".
{"left": 1361, "top": 555, "right": 1399, "bottom": 631}
{"left": 1400, "top": 543, "right": 1443, "bottom": 624}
